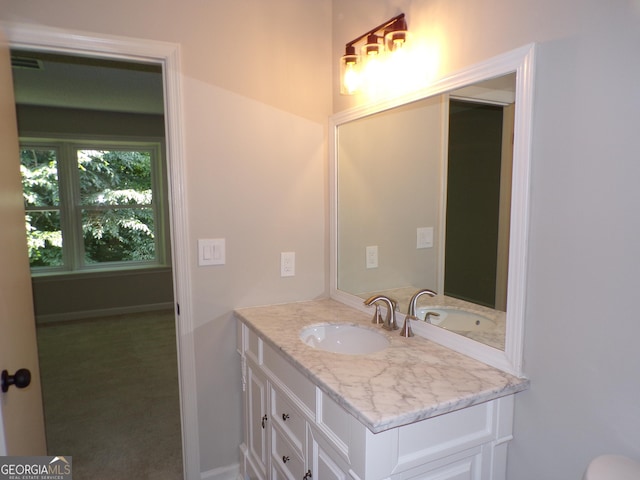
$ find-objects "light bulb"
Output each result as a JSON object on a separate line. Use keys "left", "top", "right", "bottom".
{"left": 385, "top": 30, "right": 409, "bottom": 52}
{"left": 340, "top": 52, "right": 361, "bottom": 95}
{"left": 343, "top": 63, "right": 360, "bottom": 95}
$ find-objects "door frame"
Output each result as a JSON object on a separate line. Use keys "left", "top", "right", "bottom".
{"left": 1, "top": 22, "right": 200, "bottom": 479}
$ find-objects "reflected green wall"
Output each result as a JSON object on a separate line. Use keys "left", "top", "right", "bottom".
{"left": 445, "top": 100, "right": 503, "bottom": 308}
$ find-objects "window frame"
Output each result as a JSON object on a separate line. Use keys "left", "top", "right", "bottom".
{"left": 20, "top": 136, "right": 169, "bottom": 276}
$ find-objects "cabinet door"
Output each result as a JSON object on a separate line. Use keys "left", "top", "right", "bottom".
{"left": 247, "top": 361, "right": 269, "bottom": 479}
{"left": 307, "top": 425, "right": 350, "bottom": 480}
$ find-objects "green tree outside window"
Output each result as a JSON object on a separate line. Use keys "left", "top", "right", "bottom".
{"left": 20, "top": 143, "right": 163, "bottom": 271}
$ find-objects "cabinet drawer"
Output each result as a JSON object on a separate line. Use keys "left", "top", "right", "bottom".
{"left": 271, "top": 386, "right": 306, "bottom": 453}
{"left": 271, "top": 426, "right": 305, "bottom": 480}
{"left": 317, "top": 390, "right": 351, "bottom": 457}
{"left": 263, "top": 341, "right": 316, "bottom": 416}
{"left": 396, "top": 400, "right": 496, "bottom": 471}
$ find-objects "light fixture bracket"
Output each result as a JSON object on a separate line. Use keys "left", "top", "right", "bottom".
{"left": 343, "top": 13, "right": 407, "bottom": 54}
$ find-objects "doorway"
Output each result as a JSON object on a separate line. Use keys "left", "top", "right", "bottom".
{"left": 5, "top": 25, "right": 198, "bottom": 478}
{"left": 12, "top": 49, "right": 184, "bottom": 477}
{"left": 6, "top": 21, "right": 200, "bottom": 472}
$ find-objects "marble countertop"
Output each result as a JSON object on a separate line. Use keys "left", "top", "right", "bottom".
{"left": 235, "top": 298, "right": 529, "bottom": 434}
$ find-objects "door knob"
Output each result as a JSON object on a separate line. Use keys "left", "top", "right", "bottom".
{"left": 1, "top": 369, "right": 31, "bottom": 393}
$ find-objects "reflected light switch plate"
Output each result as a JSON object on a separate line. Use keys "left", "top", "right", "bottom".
{"left": 281, "top": 252, "right": 295, "bottom": 277}
{"left": 417, "top": 227, "right": 434, "bottom": 249}
{"left": 198, "top": 238, "right": 225, "bottom": 266}
{"left": 366, "top": 245, "right": 378, "bottom": 269}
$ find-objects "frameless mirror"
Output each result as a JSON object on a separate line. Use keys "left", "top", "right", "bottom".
{"left": 330, "top": 45, "right": 535, "bottom": 376}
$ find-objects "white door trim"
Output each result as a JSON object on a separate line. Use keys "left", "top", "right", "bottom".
{"left": 1, "top": 22, "right": 200, "bottom": 479}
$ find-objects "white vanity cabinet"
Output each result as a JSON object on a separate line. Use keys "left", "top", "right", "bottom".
{"left": 238, "top": 320, "right": 516, "bottom": 480}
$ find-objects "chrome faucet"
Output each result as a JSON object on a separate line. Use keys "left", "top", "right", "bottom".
{"left": 407, "top": 288, "right": 437, "bottom": 317}
{"left": 363, "top": 295, "right": 398, "bottom": 331}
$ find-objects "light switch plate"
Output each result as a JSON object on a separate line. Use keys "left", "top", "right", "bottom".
{"left": 198, "top": 238, "right": 225, "bottom": 266}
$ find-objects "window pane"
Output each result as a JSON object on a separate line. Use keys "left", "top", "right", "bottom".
{"left": 20, "top": 148, "right": 59, "bottom": 207}
{"left": 77, "top": 150, "right": 152, "bottom": 206}
{"left": 25, "top": 211, "right": 63, "bottom": 267}
{"left": 82, "top": 207, "right": 156, "bottom": 264}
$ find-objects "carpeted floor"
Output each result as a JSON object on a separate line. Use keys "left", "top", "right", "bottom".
{"left": 36, "top": 310, "right": 184, "bottom": 479}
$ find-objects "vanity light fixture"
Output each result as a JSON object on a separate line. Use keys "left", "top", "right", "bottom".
{"left": 339, "top": 13, "right": 409, "bottom": 95}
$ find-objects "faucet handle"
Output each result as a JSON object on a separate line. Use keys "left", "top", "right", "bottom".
{"left": 363, "top": 295, "right": 398, "bottom": 331}
{"left": 371, "top": 304, "right": 384, "bottom": 325}
{"left": 424, "top": 311, "right": 441, "bottom": 324}
{"left": 400, "top": 315, "right": 417, "bottom": 337}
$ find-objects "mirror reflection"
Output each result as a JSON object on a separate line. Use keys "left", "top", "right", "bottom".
{"left": 336, "top": 73, "right": 516, "bottom": 351}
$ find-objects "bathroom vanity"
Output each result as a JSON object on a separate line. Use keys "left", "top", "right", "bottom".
{"left": 237, "top": 44, "right": 535, "bottom": 480}
{"left": 236, "top": 299, "right": 528, "bottom": 480}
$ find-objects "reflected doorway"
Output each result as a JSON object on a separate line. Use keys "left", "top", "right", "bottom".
{"left": 445, "top": 99, "right": 514, "bottom": 311}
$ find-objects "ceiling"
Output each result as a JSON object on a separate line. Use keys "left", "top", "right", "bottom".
{"left": 11, "top": 50, "right": 165, "bottom": 115}
{"left": 452, "top": 73, "right": 517, "bottom": 105}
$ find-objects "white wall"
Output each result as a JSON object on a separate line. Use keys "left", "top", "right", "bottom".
{"left": 334, "top": 1, "right": 640, "bottom": 479}
{"left": 0, "top": 0, "right": 331, "bottom": 475}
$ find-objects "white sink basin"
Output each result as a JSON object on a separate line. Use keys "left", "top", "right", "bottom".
{"left": 415, "top": 307, "right": 496, "bottom": 332}
{"left": 300, "top": 324, "right": 389, "bottom": 355}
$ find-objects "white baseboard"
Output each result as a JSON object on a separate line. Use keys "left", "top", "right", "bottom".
{"left": 200, "top": 463, "right": 240, "bottom": 480}
{"left": 36, "top": 302, "right": 174, "bottom": 324}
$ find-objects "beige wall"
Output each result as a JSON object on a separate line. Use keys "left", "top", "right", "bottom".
{"left": 334, "top": 1, "right": 640, "bottom": 479}
{"left": 1, "top": 0, "right": 331, "bottom": 475}
{"left": 2, "top": 1, "right": 331, "bottom": 124}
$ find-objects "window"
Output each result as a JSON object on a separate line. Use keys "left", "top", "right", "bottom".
{"left": 20, "top": 139, "right": 167, "bottom": 273}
